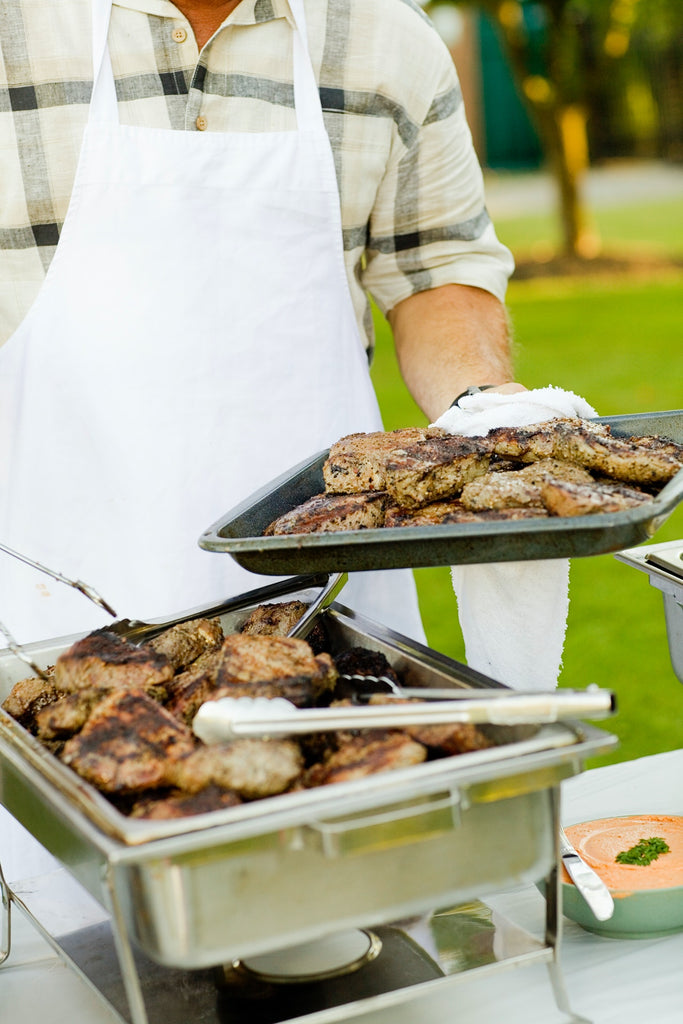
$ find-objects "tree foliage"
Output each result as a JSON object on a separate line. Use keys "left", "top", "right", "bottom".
{"left": 425, "top": 0, "right": 682, "bottom": 258}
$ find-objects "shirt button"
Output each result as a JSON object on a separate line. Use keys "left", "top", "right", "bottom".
{"left": 172, "top": 27, "right": 187, "bottom": 43}
{"left": 196, "top": 115, "right": 208, "bottom": 131}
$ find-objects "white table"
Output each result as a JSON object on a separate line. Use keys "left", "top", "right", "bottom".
{"left": 2, "top": 749, "right": 682, "bottom": 1024}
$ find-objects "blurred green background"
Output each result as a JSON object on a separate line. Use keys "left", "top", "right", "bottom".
{"left": 370, "top": 186, "right": 683, "bottom": 768}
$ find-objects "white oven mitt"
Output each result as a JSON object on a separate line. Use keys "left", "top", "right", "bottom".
{"left": 431, "top": 387, "right": 598, "bottom": 691}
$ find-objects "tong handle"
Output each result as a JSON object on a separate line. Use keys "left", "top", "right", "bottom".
{"left": 0, "top": 542, "right": 116, "bottom": 616}
{"left": 0, "top": 620, "right": 50, "bottom": 681}
{"left": 287, "top": 572, "right": 347, "bottom": 639}
{"left": 193, "top": 688, "right": 616, "bottom": 743}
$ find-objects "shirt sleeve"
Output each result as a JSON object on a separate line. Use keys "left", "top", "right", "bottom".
{"left": 361, "top": 44, "right": 514, "bottom": 317}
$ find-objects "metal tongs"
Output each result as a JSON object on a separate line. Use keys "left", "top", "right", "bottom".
{"left": 193, "top": 686, "right": 616, "bottom": 743}
{"left": 104, "top": 572, "right": 347, "bottom": 645}
{"left": 0, "top": 541, "right": 117, "bottom": 617}
{"left": 0, "top": 541, "right": 118, "bottom": 680}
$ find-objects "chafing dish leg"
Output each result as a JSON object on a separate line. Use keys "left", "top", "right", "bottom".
{"left": 102, "top": 862, "right": 150, "bottom": 1024}
{"left": 544, "top": 789, "right": 592, "bottom": 1024}
{"left": 0, "top": 859, "right": 11, "bottom": 965}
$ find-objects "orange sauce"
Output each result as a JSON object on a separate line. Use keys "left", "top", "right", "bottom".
{"left": 562, "top": 815, "right": 683, "bottom": 892}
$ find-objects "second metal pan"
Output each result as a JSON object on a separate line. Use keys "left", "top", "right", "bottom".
{"left": 199, "top": 412, "right": 683, "bottom": 576}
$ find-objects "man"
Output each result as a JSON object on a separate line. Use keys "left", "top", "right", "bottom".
{"left": 0, "top": 0, "right": 521, "bottom": 646}
{"left": 0, "top": 0, "right": 526, "bottom": 881}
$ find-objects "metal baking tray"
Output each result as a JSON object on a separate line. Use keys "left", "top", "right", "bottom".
{"left": 0, "top": 582, "right": 616, "bottom": 969}
{"left": 199, "top": 411, "right": 683, "bottom": 575}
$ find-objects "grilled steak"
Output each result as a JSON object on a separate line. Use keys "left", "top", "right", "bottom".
{"left": 35, "top": 689, "right": 105, "bottom": 741}
{"left": 164, "top": 648, "right": 224, "bottom": 724}
{"left": 240, "top": 600, "right": 308, "bottom": 636}
{"left": 60, "top": 688, "right": 196, "bottom": 794}
{"left": 166, "top": 738, "right": 303, "bottom": 799}
{"left": 213, "top": 634, "right": 337, "bottom": 703}
{"left": 366, "top": 695, "right": 492, "bottom": 755}
{"left": 4, "top": 607, "right": 514, "bottom": 821}
{"left": 486, "top": 417, "right": 612, "bottom": 462}
{"left": 264, "top": 491, "right": 387, "bottom": 535}
{"left": 239, "top": 599, "right": 327, "bottom": 653}
{"left": 2, "top": 675, "right": 65, "bottom": 731}
{"left": 488, "top": 418, "right": 683, "bottom": 486}
{"left": 460, "top": 458, "right": 594, "bottom": 511}
{"left": 539, "top": 478, "right": 653, "bottom": 516}
{"left": 382, "top": 434, "right": 492, "bottom": 508}
{"left": 129, "top": 784, "right": 242, "bottom": 820}
{"left": 300, "top": 729, "right": 427, "bottom": 787}
{"left": 54, "top": 630, "right": 174, "bottom": 697}
{"left": 323, "top": 427, "right": 444, "bottom": 494}
{"left": 384, "top": 501, "right": 549, "bottom": 527}
{"left": 147, "top": 617, "right": 223, "bottom": 672}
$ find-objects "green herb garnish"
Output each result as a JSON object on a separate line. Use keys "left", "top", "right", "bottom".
{"left": 615, "top": 837, "right": 670, "bottom": 866}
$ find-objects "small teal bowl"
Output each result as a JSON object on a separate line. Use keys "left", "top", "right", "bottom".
{"left": 560, "top": 813, "right": 683, "bottom": 938}
{"left": 561, "top": 876, "right": 683, "bottom": 939}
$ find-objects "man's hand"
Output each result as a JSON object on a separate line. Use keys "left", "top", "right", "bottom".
{"left": 387, "top": 283, "right": 525, "bottom": 422}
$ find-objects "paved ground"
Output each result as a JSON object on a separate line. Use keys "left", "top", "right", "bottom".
{"left": 483, "top": 158, "right": 683, "bottom": 218}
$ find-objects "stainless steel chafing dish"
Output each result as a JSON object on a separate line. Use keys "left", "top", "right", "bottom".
{"left": 617, "top": 539, "right": 683, "bottom": 684}
{"left": 0, "top": 579, "right": 617, "bottom": 1024}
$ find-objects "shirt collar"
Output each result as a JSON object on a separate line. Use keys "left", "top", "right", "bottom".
{"left": 113, "top": 0, "right": 292, "bottom": 28}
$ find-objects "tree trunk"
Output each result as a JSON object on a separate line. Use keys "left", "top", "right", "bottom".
{"left": 478, "top": 2, "right": 599, "bottom": 259}
{"left": 529, "top": 100, "right": 600, "bottom": 258}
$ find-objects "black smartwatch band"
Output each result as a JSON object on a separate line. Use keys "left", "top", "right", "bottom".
{"left": 450, "top": 384, "right": 496, "bottom": 408}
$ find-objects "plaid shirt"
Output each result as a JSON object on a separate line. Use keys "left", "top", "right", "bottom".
{"left": 0, "top": 0, "right": 513, "bottom": 351}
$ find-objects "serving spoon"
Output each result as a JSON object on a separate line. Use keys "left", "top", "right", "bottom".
{"left": 559, "top": 825, "right": 615, "bottom": 921}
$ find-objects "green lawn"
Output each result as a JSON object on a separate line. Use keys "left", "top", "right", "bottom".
{"left": 370, "top": 197, "right": 683, "bottom": 768}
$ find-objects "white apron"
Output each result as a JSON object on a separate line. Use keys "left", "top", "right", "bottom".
{"left": 0, "top": 0, "right": 425, "bottom": 647}
{"left": 0, "top": 0, "right": 425, "bottom": 878}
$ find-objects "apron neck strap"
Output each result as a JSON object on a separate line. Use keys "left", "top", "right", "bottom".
{"left": 90, "top": 0, "right": 118, "bottom": 122}
{"left": 88, "top": 0, "right": 325, "bottom": 132}
{"left": 288, "top": 0, "right": 325, "bottom": 132}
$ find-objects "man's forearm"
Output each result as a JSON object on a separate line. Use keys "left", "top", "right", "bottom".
{"left": 387, "top": 283, "right": 524, "bottom": 422}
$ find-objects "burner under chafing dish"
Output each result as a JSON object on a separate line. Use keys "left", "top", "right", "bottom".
{"left": 214, "top": 925, "right": 444, "bottom": 1024}
{"left": 231, "top": 928, "right": 381, "bottom": 984}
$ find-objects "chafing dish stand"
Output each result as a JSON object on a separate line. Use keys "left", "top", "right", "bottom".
{"left": 2, "top": 830, "right": 589, "bottom": 1024}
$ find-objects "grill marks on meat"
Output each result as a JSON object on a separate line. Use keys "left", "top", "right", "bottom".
{"left": 382, "top": 435, "right": 492, "bottom": 508}
{"left": 60, "top": 689, "right": 196, "bottom": 794}
{"left": 264, "top": 491, "right": 388, "bottom": 534}
{"left": 35, "top": 689, "right": 106, "bottom": 741}
{"left": 460, "top": 459, "right": 594, "bottom": 511}
{"left": 147, "top": 617, "right": 223, "bottom": 672}
{"left": 1, "top": 675, "right": 65, "bottom": 731}
{"left": 323, "top": 427, "right": 444, "bottom": 493}
{"left": 301, "top": 730, "right": 427, "bottom": 788}
{"left": 366, "top": 695, "right": 492, "bottom": 755}
{"left": 166, "top": 739, "right": 304, "bottom": 800}
{"left": 54, "top": 630, "right": 174, "bottom": 698}
{"left": 385, "top": 501, "right": 549, "bottom": 527}
{"left": 3, "top": 623, "right": 508, "bottom": 821}
{"left": 488, "top": 418, "right": 683, "bottom": 486}
{"left": 240, "top": 601, "right": 308, "bottom": 636}
{"left": 164, "top": 648, "right": 223, "bottom": 725}
{"left": 163, "top": 633, "right": 338, "bottom": 725}
{"left": 239, "top": 599, "right": 327, "bottom": 654}
{"left": 540, "top": 478, "right": 654, "bottom": 516}
{"left": 263, "top": 418, "right": 683, "bottom": 535}
{"left": 213, "top": 634, "right": 337, "bottom": 703}
{"left": 129, "top": 785, "right": 242, "bottom": 820}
